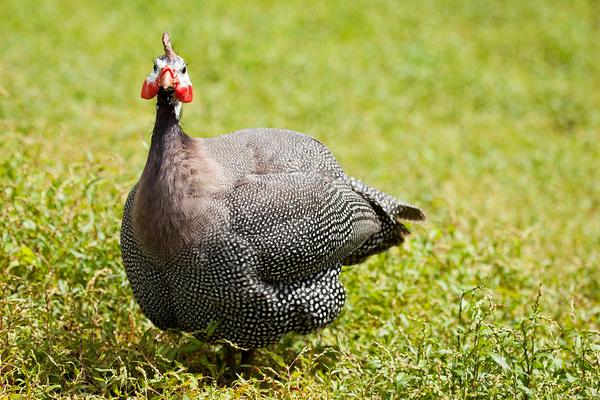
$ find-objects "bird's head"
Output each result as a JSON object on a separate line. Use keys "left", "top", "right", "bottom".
{"left": 141, "top": 32, "right": 193, "bottom": 103}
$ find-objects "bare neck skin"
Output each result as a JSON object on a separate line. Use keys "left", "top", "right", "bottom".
{"left": 132, "top": 90, "right": 201, "bottom": 258}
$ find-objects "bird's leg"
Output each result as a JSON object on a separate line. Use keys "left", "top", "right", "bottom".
{"left": 240, "top": 349, "right": 255, "bottom": 378}
{"left": 222, "top": 348, "right": 254, "bottom": 381}
{"left": 240, "top": 349, "right": 255, "bottom": 366}
{"left": 223, "top": 346, "right": 238, "bottom": 371}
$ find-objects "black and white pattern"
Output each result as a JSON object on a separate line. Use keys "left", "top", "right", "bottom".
{"left": 121, "top": 125, "right": 425, "bottom": 348}
{"left": 123, "top": 38, "right": 425, "bottom": 348}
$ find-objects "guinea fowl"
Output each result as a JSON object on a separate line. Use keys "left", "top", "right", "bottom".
{"left": 120, "top": 33, "right": 425, "bottom": 356}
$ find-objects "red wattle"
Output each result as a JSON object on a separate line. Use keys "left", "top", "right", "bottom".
{"left": 175, "top": 85, "right": 193, "bottom": 103}
{"left": 141, "top": 79, "right": 159, "bottom": 99}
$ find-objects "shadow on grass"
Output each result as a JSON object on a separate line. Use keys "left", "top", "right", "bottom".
{"left": 131, "top": 328, "right": 342, "bottom": 388}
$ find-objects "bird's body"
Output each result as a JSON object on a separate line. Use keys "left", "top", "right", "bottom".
{"left": 121, "top": 33, "right": 425, "bottom": 348}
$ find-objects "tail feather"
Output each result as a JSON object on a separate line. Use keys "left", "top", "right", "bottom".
{"left": 348, "top": 177, "right": 426, "bottom": 222}
{"left": 392, "top": 202, "right": 426, "bottom": 222}
{"left": 341, "top": 177, "right": 425, "bottom": 265}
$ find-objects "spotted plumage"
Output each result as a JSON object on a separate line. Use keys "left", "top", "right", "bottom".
{"left": 120, "top": 33, "right": 425, "bottom": 348}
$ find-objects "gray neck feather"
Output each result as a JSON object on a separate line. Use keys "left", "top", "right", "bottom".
{"left": 132, "top": 95, "right": 197, "bottom": 258}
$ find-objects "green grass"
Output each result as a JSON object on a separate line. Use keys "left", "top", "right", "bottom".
{"left": 1, "top": 0, "right": 599, "bottom": 398}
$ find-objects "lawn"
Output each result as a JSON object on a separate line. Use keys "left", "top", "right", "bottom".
{"left": 1, "top": 0, "right": 599, "bottom": 398}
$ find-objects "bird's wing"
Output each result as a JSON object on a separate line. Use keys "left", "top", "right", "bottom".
{"left": 225, "top": 172, "right": 380, "bottom": 282}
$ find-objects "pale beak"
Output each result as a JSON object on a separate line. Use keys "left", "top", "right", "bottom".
{"left": 159, "top": 71, "right": 173, "bottom": 89}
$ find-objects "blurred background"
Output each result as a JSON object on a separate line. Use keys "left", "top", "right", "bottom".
{"left": 1, "top": 0, "right": 598, "bottom": 397}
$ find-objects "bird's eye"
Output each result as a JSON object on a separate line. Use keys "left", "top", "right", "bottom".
{"left": 182, "top": 65, "right": 187, "bottom": 74}
{"left": 153, "top": 63, "right": 158, "bottom": 72}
